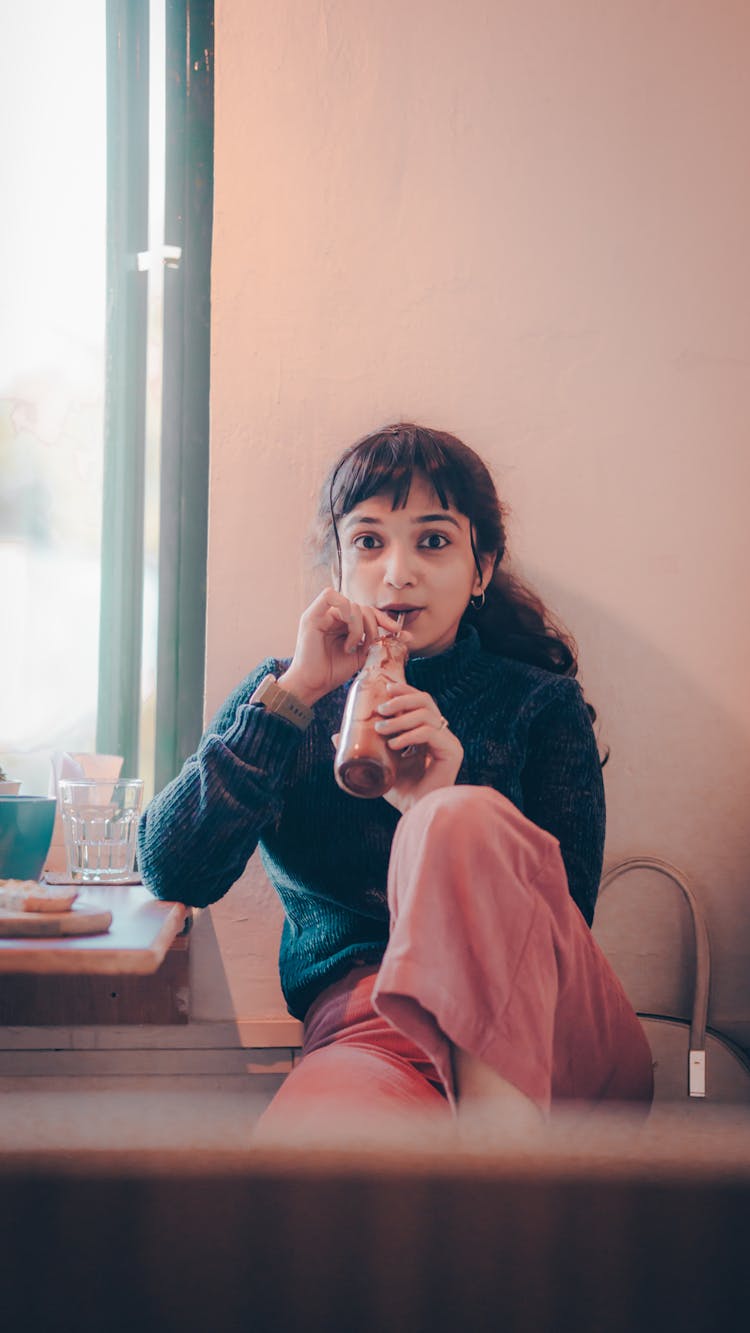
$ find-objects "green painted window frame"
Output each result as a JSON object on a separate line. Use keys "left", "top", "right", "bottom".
{"left": 97, "top": 0, "right": 213, "bottom": 791}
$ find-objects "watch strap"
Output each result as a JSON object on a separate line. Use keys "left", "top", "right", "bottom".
{"left": 249, "top": 674, "right": 314, "bottom": 731}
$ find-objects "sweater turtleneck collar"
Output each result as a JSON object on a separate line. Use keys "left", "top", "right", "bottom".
{"left": 405, "top": 623, "right": 482, "bottom": 695}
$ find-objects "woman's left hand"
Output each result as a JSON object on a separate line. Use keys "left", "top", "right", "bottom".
{"left": 374, "top": 681, "right": 464, "bottom": 814}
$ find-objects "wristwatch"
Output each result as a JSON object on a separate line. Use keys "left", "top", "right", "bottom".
{"left": 248, "top": 674, "right": 314, "bottom": 732}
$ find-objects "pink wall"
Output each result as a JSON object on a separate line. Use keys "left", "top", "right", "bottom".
{"left": 197, "top": 1, "right": 750, "bottom": 1045}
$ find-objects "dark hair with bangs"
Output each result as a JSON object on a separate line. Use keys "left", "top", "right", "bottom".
{"left": 314, "top": 422, "right": 606, "bottom": 759}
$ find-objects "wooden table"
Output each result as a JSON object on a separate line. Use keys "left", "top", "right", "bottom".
{"left": 0, "top": 884, "right": 187, "bottom": 975}
{"left": 0, "top": 885, "right": 190, "bottom": 1024}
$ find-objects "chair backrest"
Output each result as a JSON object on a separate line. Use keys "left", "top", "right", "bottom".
{"left": 595, "top": 857, "right": 750, "bottom": 1102}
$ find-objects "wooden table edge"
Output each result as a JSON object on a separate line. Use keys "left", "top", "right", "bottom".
{"left": 0, "top": 902, "right": 187, "bottom": 975}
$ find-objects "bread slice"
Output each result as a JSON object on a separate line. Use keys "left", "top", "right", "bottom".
{"left": 0, "top": 879, "right": 79, "bottom": 913}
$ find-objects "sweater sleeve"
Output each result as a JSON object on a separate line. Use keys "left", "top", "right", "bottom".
{"left": 519, "top": 679, "right": 606, "bottom": 926}
{"left": 137, "top": 659, "right": 307, "bottom": 907}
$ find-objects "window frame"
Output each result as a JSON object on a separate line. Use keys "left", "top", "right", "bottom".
{"left": 96, "top": 0, "right": 150, "bottom": 778}
{"left": 154, "top": 0, "right": 213, "bottom": 794}
{"left": 97, "top": 0, "right": 213, "bottom": 792}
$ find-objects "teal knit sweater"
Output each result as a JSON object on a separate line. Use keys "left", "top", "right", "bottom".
{"left": 138, "top": 626, "right": 605, "bottom": 1020}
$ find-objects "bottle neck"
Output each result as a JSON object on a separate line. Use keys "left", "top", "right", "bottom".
{"left": 362, "top": 634, "right": 409, "bottom": 680}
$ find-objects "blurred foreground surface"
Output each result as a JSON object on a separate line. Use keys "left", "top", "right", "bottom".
{"left": 1, "top": 1096, "right": 749, "bottom": 1332}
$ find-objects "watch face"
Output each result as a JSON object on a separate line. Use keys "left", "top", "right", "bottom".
{"left": 253, "top": 675, "right": 278, "bottom": 705}
{"left": 261, "top": 677, "right": 279, "bottom": 704}
{"left": 250, "top": 674, "right": 311, "bottom": 730}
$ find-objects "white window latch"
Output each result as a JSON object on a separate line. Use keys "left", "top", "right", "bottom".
{"left": 136, "top": 245, "right": 183, "bottom": 272}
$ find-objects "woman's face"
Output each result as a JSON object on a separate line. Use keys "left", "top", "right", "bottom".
{"left": 337, "top": 472, "right": 492, "bottom": 657}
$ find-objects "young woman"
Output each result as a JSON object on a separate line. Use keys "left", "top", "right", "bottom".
{"left": 138, "top": 423, "right": 653, "bottom": 1138}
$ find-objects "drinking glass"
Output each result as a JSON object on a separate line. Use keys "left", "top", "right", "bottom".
{"left": 58, "top": 779, "right": 144, "bottom": 883}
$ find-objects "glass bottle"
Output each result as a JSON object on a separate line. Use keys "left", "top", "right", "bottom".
{"left": 334, "top": 634, "right": 427, "bottom": 799}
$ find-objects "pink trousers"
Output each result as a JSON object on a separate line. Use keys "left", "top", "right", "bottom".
{"left": 255, "top": 786, "right": 653, "bottom": 1136}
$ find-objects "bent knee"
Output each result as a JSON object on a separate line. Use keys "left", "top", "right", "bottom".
{"left": 401, "top": 784, "right": 517, "bottom": 835}
{"left": 397, "top": 784, "right": 559, "bottom": 864}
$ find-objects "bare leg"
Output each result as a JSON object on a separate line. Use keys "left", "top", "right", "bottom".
{"left": 452, "top": 1045, "right": 545, "bottom": 1143}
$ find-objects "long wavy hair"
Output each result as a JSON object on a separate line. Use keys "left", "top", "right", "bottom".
{"left": 313, "top": 422, "right": 607, "bottom": 761}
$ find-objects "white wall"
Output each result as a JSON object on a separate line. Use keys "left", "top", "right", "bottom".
{"left": 197, "top": 0, "right": 750, "bottom": 1049}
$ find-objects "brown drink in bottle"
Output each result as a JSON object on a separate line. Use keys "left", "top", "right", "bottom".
{"left": 334, "top": 631, "right": 427, "bottom": 798}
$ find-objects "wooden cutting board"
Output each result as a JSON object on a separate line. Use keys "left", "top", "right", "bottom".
{"left": 0, "top": 904, "right": 113, "bottom": 937}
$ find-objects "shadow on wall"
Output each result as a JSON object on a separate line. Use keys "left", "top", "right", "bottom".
{"left": 535, "top": 574, "right": 750, "bottom": 1050}
{"left": 189, "top": 857, "right": 290, "bottom": 1026}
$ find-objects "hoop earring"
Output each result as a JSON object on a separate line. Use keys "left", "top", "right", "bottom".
{"left": 470, "top": 589, "right": 486, "bottom": 610}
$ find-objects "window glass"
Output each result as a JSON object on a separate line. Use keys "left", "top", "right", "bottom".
{"left": 0, "top": 2, "right": 166, "bottom": 800}
{"left": 0, "top": 3, "right": 106, "bottom": 792}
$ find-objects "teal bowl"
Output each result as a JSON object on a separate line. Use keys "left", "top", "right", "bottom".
{"left": 0, "top": 796, "right": 57, "bottom": 882}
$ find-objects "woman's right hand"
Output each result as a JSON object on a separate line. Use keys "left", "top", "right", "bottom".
{"left": 277, "top": 587, "right": 408, "bottom": 707}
